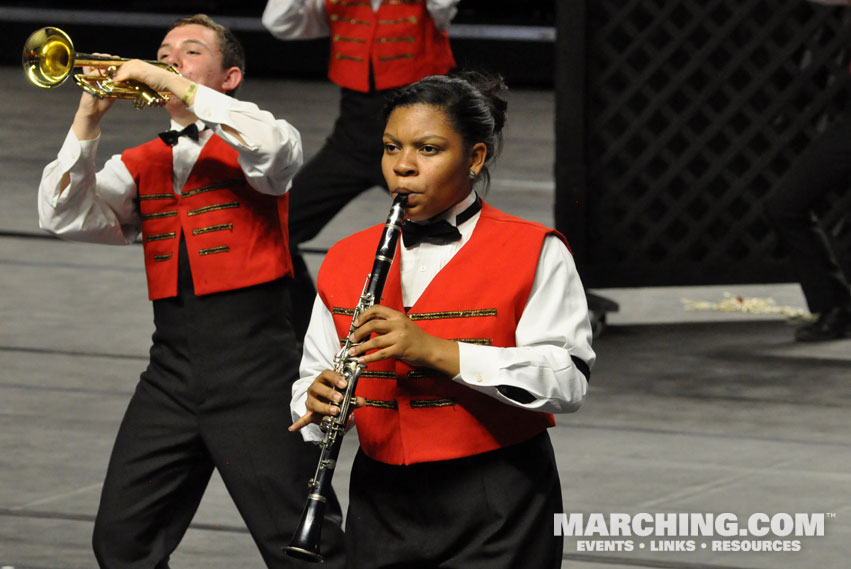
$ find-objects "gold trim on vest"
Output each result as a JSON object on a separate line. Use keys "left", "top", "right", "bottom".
{"left": 138, "top": 193, "right": 175, "bottom": 201}
{"left": 332, "top": 307, "right": 356, "bottom": 316}
{"left": 182, "top": 179, "right": 243, "bottom": 199}
{"left": 335, "top": 53, "right": 365, "bottom": 61}
{"left": 142, "top": 210, "right": 177, "bottom": 221}
{"left": 376, "top": 37, "right": 415, "bottom": 43}
{"left": 364, "top": 398, "right": 398, "bottom": 409}
{"left": 406, "top": 370, "right": 439, "bottom": 380}
{"left": 378, "top": 16, "right": 418, "bottom": 25}
{"left": 141, "top": 210, "right": 178, "bottom": 220}
{"left": 330, "top": 14, "right": 370, "bottom": 25}
{"left": 361, "top": 370, "right": 397, "bottom": 379}
{"left": 153, "top": 253, "right": 173, "bottom": 262}
{"left": 187, "top": 202, "right": 240, "bottom": 217}
{"left": 378, "top": 54, "right": 414, "bottom": 61}
{"left": 145, "top": 232, "right": 176, "bottom": 242}
{"left": 192, "top": 223, "right": 233, "bottom": 235}
{"left": 198, "top": 245, "right": 230, "bottom": 256}
{"left": 410, "top": 398, "right": 456, "bottom": 408}
{"left": 454, "top": 338, "right": 493, "bottom": 346}
{"left": 409, "top": 308, "right": 498, "bottom": 321}
{"left": 333, "top": 34, "right": 366, "bottom": 43}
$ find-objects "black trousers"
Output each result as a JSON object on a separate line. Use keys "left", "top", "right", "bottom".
{"left": 345, "top": 431, "right": 564, "bottom": 569}
{"left": 92, "top": 241, "right": 345, "bottom": 569}
{"left": 287, "top": 87, "right": 391, "bottom": 341}
{"left": 765, "top": 111, "right": 851, "bottom": 314}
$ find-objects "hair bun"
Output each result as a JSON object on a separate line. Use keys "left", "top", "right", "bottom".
{"left": 452, "top": 70, "right": 508, "bottom": 136}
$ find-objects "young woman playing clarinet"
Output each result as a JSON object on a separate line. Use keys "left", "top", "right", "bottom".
{"left": 291, "top": 71, "right": 595, "bottom": 569}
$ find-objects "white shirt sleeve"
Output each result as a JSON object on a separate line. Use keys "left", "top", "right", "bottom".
{"left": 427, "top": 0, "right": 461, "bottom": 31}
{"left": 454, "top": 235, "right": 595, "bottom": 414}
{"left": 262, "top": 0, "right": 330, "bottom": 40}
{"left": 189, "top": 85, "right": 303, "bottom": 196}
{"left": 262, "top": 0, "right": 459, "bottom": 38}
{"left": 292, "top": 294, "right": 343, "bottom": 443}
{"left": 38, "top": 128, "right": 141, "bottom": 245}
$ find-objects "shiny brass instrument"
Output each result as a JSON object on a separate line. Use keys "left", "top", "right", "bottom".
{"left": 284, "top": 193, "right": 408, "bottom": 563}
{"left": 22, "top": 26, "right": 178, "bottom": 109}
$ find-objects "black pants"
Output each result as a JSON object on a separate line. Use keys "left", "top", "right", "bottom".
{"left": 765, "top": 111, "right": 851, "bottom": 314}
{"left": 345, "top": 432, "right": 564, "bottom": 569}
{"left": 92, "top": 241, "right": 345, "bottom": 569}
{"left": 287, "top": 87, "right": 391, "bottom": 341}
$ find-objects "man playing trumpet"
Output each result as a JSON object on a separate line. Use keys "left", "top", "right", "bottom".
{"left": 37, "top": 14, "right": 345, "bottom": 569}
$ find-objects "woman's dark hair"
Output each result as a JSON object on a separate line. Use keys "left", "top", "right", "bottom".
{"left": 382, "top": 71, "right": 508, "bottom": 192}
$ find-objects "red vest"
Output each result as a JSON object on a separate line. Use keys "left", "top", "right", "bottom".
{"left": 326, "top": 0, "right": 456, "bottom": 92}
{"left": 122, "top": 135, "right": 293, "bottom": 300}
{"left": 317, "top": 203, "right": 561, "bottom": 465}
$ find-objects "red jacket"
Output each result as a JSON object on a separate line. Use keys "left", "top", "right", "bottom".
{"left": 326, "top": 0, "right": 456, "bottom": 92}
{"left": 317, "top": 203, "right": 560, "bottom": 465}
{"left": 122, "top": 135, "right": 292, "bottom": 300}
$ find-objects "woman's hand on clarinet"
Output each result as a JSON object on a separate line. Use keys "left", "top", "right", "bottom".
{"left": 290, "top": 370, "right": 365, "bottom": 432}
{"left": 348, "top": 305, "right": 460, "bottom": 377}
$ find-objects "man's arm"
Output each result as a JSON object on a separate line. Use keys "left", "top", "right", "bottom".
{"left": 38, "top": 128, "right": 141, "bottom": 245}
{"left": 427, "top": 0, "right": 461, "bottom": 31}
{"left": 188, "top": 85, "right": 303, "bottom": 196}
{"left": 262, "top": 0, "right": 330, "bottom": 40}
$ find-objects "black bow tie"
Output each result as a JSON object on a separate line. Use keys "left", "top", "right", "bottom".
{"left": 158, "top": 123, "right": 201, "bottom": 146}
{"left": 401, "top": 196, "right": 481, "bottom": 248}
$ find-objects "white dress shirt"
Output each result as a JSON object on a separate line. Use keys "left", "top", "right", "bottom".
{"left": 38, "top": 85, "right": 303, "bottom": 245}
{"left": 293, "top": 192, "right": 596, "bottom": 442}
{"left": 262, "top": 0, "right": 460, "bottom": 40}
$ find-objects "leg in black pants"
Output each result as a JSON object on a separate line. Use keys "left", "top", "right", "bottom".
{"left": 92, "top": 379, "right": 215, "bottom": 569}
{"left": 765, "top": 111, "right": 851, "bottom": 340}
{"left": 92, "top": 252, "right": 346, "bottom": 568}
{"left": 286, "top": 88, "right": 390, "bottom": 341}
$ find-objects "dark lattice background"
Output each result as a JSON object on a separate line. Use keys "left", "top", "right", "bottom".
{"left": 556, "top": 0, "right": 851, "bottom": 288}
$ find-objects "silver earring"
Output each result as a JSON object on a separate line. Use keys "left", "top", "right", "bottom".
{"left": 468, "top": 169, "right": 477, "bottom": 180}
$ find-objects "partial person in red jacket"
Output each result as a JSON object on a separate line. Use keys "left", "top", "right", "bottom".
{"left": 262, "top": 0, "right": 459, "bottom": 342}
{"left": 37, "top": 14, "right": 345, "bottom": 569}
{"left": 291, "top": 72, "right": 595, "bottom": 569}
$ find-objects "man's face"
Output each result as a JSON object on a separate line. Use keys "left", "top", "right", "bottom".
{"left": 156, "top": 24, "right": 232, "bottom": 93}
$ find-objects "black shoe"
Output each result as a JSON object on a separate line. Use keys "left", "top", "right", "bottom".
{"left": 794, "top": 306, "right": 851, "bottom": 342}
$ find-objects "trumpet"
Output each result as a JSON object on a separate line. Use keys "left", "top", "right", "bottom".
{"left": 284, "top": 193, "right": 408, "bottom": 563}
{"left": 22, "top": 26, "right": 178, "bottom": 109}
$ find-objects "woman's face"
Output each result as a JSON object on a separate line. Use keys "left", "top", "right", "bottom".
{"left": 382, "top": 103, "right": 485, "bottom": 222}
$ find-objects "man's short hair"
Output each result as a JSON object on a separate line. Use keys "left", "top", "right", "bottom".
{"left": 169, "top": 14, "right": 246, "bottom": 86}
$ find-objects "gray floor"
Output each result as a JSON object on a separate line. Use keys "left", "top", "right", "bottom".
{"left": 1, "top": 65, "right": 849, "bottom": 568}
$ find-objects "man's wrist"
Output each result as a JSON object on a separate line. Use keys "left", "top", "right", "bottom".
{"left": 180, "top": 82, "right": 198, "bottom": 106}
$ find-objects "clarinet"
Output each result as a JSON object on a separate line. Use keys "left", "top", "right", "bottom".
{"left": 284, "top": 193, "right": 408, "bottom": 563}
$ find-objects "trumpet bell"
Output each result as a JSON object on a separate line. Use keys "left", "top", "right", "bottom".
{"left": 22, "top": 26, "right": 75, "bottom": 89}
{"left": 21, "top": 26, "right": 178, "bottom": 109}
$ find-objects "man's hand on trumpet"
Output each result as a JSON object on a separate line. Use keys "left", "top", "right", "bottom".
{"left": 71, "top": 55, "right": 118, "bottom": 141}
{"left": 113, "top": 59, "right": 195, "bottom": 107}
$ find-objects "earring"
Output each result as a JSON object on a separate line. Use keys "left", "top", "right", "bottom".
{"left": 468, "top": 169, "right": 477, "bottom": 180}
